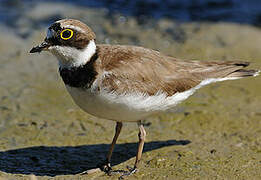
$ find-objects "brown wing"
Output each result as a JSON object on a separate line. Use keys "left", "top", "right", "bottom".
{"left": 95, "top": 44, "right": 255, "bottom": 96}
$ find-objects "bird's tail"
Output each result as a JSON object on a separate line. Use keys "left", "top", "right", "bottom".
{"left": 225, "top": 62, "right": 260, "bottom": 78}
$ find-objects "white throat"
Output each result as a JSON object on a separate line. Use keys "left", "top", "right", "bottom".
{"left": 49, "top": 40, "right": 96, "bottom": 68}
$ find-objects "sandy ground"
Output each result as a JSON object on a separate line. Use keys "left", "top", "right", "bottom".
{"left": 0, "top": 2, "right": 261, "bottom": 180}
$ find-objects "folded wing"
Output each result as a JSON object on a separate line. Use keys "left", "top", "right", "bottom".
{"left": 96, "top": 45, "right": 258, "bottom": 96}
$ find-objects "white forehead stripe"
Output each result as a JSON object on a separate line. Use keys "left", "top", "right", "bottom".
{"left": 63, "top": 25, "right": 85, "bottom": 33}
{"left": 46, "top": 29, "right": 55, "bottom": 39}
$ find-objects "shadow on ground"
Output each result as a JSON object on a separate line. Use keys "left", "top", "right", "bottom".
{"left": 0, "top": 140, "right": 190, "bottom": 176}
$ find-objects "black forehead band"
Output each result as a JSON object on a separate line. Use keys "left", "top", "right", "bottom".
{"left": 49, "top": 22, "right": 62, "bottom": 32}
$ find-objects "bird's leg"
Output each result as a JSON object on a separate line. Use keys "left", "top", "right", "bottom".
{"left": 135, "top": 121, "right": 146, "bottom": 168}
{"left": 119, "top": 121, "right": 146, "bottom": 179}
{"left": 100, "top": 122, "right": 123, "bottom": 174}
{"left": 80, "top": 121, "right": 123, "bottom": 175}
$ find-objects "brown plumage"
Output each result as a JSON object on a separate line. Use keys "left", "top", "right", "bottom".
{"left": 47, "top": 19, "right": 96, "bottom": 50}
{"left": 30, "top": 19, "right": 259, "bottom": 178}
{"left": 92, "top": 44, "right": 257, "bottom": 96}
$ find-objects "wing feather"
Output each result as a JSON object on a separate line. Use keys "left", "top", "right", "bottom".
{"left": 95, "top": 44, "right": 253, "bottom": 96}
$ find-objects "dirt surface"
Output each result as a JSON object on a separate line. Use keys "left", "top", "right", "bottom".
{"left": 0, "top": 2, "right": 261, "bottom": 180}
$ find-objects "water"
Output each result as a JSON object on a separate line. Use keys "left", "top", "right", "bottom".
{"left": 0, "top": 0, "right": 261, "bottom": 26}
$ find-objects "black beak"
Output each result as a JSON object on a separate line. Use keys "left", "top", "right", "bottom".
{"left": 30, "top": 41, "right": 50, "bottom": 53}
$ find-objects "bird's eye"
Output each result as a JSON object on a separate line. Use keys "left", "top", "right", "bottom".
{"left": 60, "top": 29, "right": 73, "bottom": 40}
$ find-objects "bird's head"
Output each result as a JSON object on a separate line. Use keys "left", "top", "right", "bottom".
{"left": 30, "top": 19, "right": 96, "bottom": 68}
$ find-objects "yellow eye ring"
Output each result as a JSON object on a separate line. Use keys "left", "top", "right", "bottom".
{"left": 60, "top": 29, "right": 73, "bottom": 40}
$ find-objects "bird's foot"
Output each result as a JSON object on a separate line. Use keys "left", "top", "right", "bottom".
{"left": 99, "top": 162, "right": 128, "bottom": 175}
{"left": 119, "top": 166, "right": 137, "bottom": 179}
{"left": 79, "top": 162, "right": 114, "bottom": 175}
{"left": 100, "top": 162, "right": 112, "bottom": 173}
{"left": 80, "top": 162, "right": 137, "bottom": 179}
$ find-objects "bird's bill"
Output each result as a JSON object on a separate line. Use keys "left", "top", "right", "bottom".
{"left": 30, "top": 40, "right": 50, "bottom": 53}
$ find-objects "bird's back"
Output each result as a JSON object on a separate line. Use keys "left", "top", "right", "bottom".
{"left": 94, "top": 44, "right": 258, "bottom": 96}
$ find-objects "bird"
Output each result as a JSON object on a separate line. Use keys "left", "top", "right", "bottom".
{"left": 30, "top": 19, "right": 259, "bottom": 178}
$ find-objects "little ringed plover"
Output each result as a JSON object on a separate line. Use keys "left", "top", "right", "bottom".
{"left": 30, "top": 19, "right": 259, "bottom": 178}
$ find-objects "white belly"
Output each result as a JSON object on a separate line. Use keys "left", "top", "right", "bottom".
{"left": 65, "top": 77, "right": 237, "bottom": 122}
{"left": 66, "top": 86, "right": 153, "bottom": 122}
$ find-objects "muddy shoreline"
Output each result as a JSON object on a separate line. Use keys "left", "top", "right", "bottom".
{"left": 0, "top": 2, "right": 261, "bottom": 180}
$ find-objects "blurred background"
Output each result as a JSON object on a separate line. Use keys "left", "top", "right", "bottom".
{"left": 1, "top": 0, "right": 261, "bottom": 38}
{"left": 0, "top": 0, "right": 261, "bottom": 179}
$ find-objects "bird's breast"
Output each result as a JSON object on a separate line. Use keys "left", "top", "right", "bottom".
{"left": 59, "top": 55, "right": 98, "bottom": 88}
